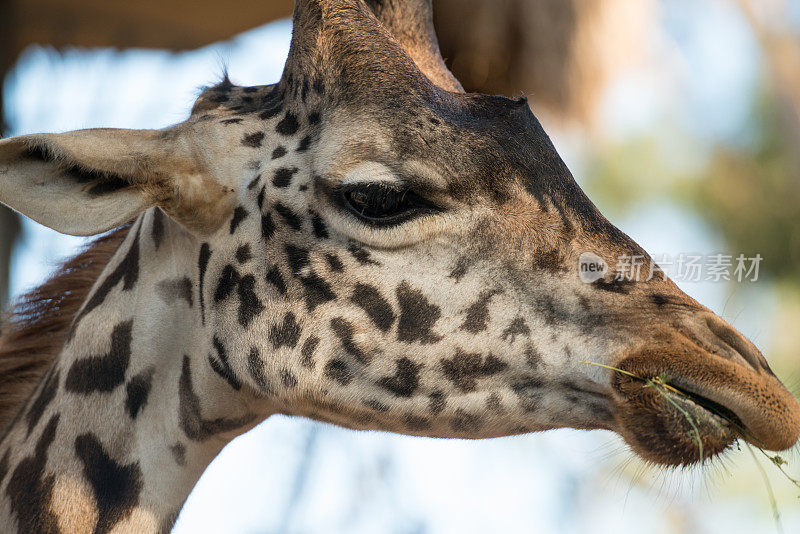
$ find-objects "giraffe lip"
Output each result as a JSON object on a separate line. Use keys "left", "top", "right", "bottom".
{"left": 612, "top": 372, "right": 739, "bottom": 465}
{"left": 659, "top": 380, "right": 744, "bottom": 431}
{"left": 614, "top": 349, "right": 800, "bottom": 454}
{"left": 611, "top": 371, "right": 739, "bottom": 423}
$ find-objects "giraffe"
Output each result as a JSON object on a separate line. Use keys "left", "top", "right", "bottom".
{"left": 0, "top": 0, "right": 798, "bottom": 531}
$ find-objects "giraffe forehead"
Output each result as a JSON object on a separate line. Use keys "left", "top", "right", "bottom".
{"left": 189, "top": 80, "right": 542, "bottom": 202}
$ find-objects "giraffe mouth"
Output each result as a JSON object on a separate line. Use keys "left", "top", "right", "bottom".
{"left": 612, "top": 371, "right": 740, "bottom": 466}
{"left": 608, "top": 345, "right": 800, "bottom": 466}
{"left": 660, "top": 381, "right": 744, "bottom": 431}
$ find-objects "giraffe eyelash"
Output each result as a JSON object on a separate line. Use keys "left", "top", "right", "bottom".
{"left": 335, "top": 182, "right": 440, "bottom": 227}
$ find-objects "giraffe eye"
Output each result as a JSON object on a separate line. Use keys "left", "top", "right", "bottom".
{"left": 340, "top": 183, "right": 435, "bottom": 226}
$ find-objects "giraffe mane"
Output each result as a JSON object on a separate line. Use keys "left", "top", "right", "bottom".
{"left": 0, "top": 223, "right": 131, "bottom": 434}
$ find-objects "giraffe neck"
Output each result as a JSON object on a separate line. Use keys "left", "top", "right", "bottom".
{"left": 0, "top": 212, "right": 267, "bottom": 533}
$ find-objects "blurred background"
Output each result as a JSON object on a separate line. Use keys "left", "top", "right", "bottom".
{"left": 2, "top": 0, "right": 800, "bottom": 532}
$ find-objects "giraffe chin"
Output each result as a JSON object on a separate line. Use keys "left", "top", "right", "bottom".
{"left": 612, "top": 374, "right": 738, "bottom": 466}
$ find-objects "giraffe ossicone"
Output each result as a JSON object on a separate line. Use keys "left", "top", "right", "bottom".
{"left": 0, "top": 0, "right": 798, "bottom": 531}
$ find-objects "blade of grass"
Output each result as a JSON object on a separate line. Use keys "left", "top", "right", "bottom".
{"left": 756, "top": 449, "right": 800, "bottom": 491}
{"left": 746, "top": 442, "right": 783, "bottom": 534}
{"left": 579, "top": 360, "right": 640, "bottom": 379}
{"left": 697, "top": 408, "right": 800, "bottom": 492}
{"left": 646, "top": 377, "right": 704, "bottom": 463}
{"left": 649, "top": 373, "right": 683, "bottom": 396}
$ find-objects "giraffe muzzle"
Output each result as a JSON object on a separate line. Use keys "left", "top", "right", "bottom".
{"left": 610, "top": 315, "right": 800, "bottom": 466}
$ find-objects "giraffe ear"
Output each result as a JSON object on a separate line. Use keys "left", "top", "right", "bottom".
{"left": 364, "top": 0, "right": 463, "bottom": 92}
{"left": 0, "top": 129, "right": 235, "bottom": 236}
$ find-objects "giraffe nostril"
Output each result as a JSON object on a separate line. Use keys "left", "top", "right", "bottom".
{"left": 704, "top": 314, "right": 766, "bottom": 372}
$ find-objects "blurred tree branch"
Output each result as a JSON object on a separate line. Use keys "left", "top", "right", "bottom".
{"left": 276, "top": 425, "right": 319, "bottom": 534}
{"left": 734, "top": 0, "right": 800, "bottom": 152}
{"left": 433, "top": 0, "right": 655, "bottom": 129}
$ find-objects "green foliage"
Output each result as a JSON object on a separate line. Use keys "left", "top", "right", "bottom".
{"left": 584, "top": 93, "right": 800, "bottom": 286}
{"left": 688, "top": 97, "right": 800, "bottom": 284}
{"left": 583, "top": 133, "right": 698, "bottom": 217}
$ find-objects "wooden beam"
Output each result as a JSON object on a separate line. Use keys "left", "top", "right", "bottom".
{"left": 0, "top": 1, "right": 295, "bottom": 307}
{"left": 6, "top": 0, "right": 294, "bottom": 56}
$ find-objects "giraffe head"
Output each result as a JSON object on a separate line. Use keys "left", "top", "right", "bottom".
{"left": 1, "top": 0, "right": 798, "bottom": 468}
